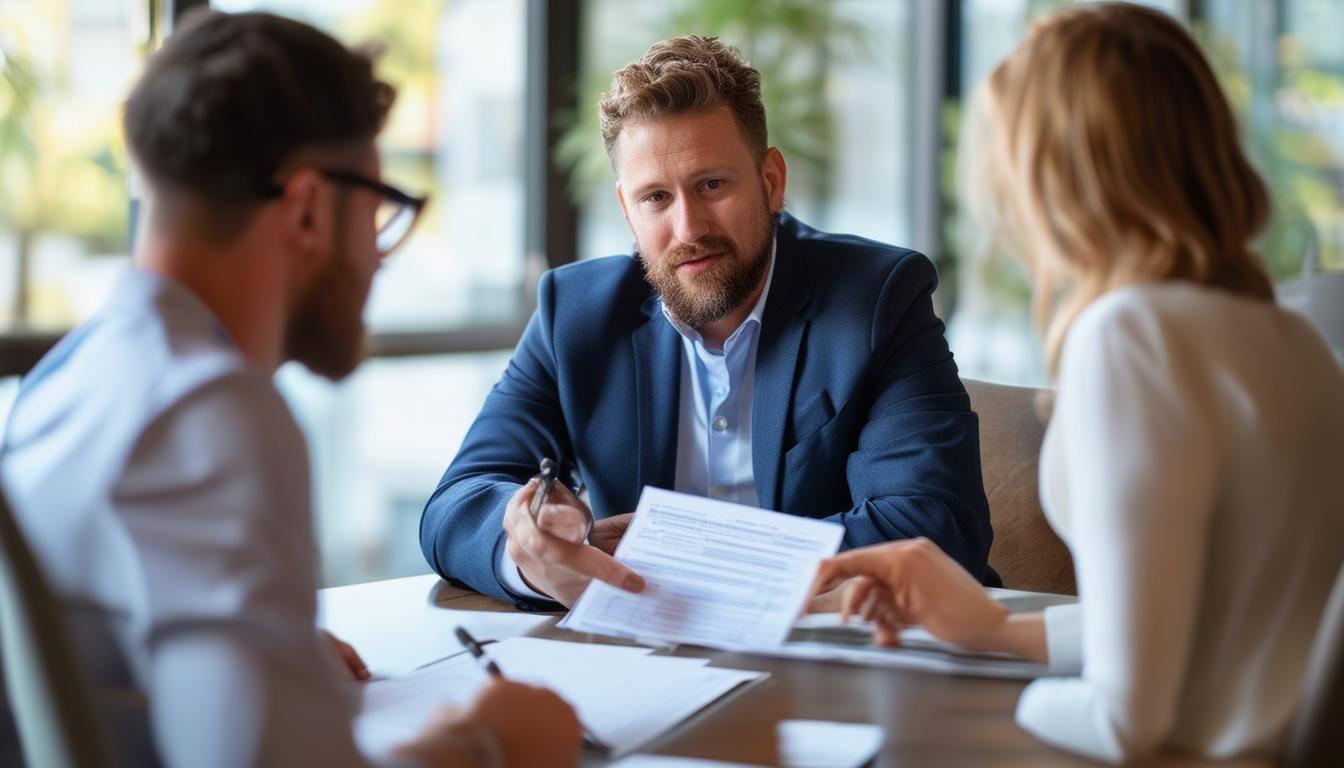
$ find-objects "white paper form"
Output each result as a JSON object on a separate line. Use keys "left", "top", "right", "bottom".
{"left": 317, "top": 574, "right": 549, "bottom": 678}
{"left": 560, "top": 487, "right": 844, "bottom": 649}
{"left": 354, "top": 637, "right": 765, "bottom": 759}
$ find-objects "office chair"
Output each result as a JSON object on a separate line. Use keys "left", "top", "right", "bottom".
{"left": 1285, "top": 564, "right": 1344, "bottom": 767}
{"left": 964, "top": 378, "right": 1076, "bottom": 595}
{"left": 0, "top": 484, "right": 116, "bottom": 768}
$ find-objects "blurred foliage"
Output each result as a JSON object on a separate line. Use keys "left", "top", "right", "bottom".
{"left": 554, "top": 0, "right": 869, "bottom": 207}
{"left": 0, "top": 1, "right": 134, "bottom": 325}
{"left": 1196, "top": 23, "right": 1343, "bottom": 279}
{"left": 0, "top": 5, "right": 129, "bottom": 251}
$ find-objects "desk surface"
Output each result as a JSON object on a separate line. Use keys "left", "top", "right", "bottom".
{"left": 417, "top": 580, "right": 1092, "bottom": 767}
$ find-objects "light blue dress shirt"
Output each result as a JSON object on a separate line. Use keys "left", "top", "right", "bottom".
{"left": 665, "top": 250, "right": 775, "bottom": 507}
{"left": 1, "top": 268, "right": 387, "bottom": 767}
{"left": 497, "top": 249, "right": 776, "bottom": 599}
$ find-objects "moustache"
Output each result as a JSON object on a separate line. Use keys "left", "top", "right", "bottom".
{"left": 664, "top": 236, "right": 737, "bottom": 267}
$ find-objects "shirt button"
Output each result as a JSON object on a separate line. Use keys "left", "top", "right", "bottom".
{"left": 714, "top": 386, "right": 727, "bottom": 397}
{"left": 711, "top": 485, "right": 727, "bottom": 499}
{"left": 712, "top": 416, "right": 728, "bottom": 431}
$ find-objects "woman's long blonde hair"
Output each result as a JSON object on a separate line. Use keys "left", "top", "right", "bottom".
{"left": 966, "top": 1, "right": 1274, "bottom": 372}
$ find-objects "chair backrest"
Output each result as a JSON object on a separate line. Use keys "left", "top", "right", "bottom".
{"left": 0, "top": 485, "right": 115, "bottom": 768}
{"left": 1286, "top": 564, "right": 1344, "bottom": 767}
{"left": 963, "top": 378, "right": 1076, "bottom": 595}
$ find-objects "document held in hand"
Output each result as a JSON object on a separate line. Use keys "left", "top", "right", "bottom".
{"left": 559, "top": 487, "right": 844, "bottom": 649}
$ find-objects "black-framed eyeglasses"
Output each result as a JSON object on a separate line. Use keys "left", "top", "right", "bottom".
{"left": 262, "top": 169, "right": 429, "bottom": 256}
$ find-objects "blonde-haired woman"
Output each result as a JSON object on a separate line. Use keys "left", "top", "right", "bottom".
{"left": 814, "top": 2, "right": 1344, "bottom": 763}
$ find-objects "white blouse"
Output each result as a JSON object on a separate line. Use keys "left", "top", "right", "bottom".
{"left": 1015, "top": 282, "right": 1344, "bottom": 763}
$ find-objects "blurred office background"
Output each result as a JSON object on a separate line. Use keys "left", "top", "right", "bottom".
{"left": 0, "top": 0, "right": 1340, "bottom": 585}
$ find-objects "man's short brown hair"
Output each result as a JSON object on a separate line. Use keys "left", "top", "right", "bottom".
{"left": 598, "top": 35, "right": 767, "bottom": 168}
{"left": 124, "top": 11, "right": 395, "bottom": 233}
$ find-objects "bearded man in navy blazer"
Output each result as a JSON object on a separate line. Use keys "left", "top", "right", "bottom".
{"left": 421, "top": 35, "right": 993, "bottom": 610}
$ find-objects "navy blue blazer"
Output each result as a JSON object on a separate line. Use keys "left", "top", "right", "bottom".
{"left": 421, "top": 213, "right": 993, "bottom": 609}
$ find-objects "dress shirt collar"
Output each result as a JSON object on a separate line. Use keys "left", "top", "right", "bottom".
{"left": 108, "top": 266, "right": 235, "bottom": 347}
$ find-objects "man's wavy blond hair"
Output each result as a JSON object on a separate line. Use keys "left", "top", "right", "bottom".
{"left": 964, "top": 2, "right": 1274, "bottom": 372}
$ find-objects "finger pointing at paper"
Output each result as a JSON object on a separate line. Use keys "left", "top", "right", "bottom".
{"left": 502, "top": 478, "right": 645, "bottom": 607}
{"left": 813, "top": 538, "right": 1012, "bottom": 652}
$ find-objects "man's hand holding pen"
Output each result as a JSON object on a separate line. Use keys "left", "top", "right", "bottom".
{"left": 502, "top": 459, "right": 645, "bottom": 607}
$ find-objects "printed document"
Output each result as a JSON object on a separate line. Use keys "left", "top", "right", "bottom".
{"left": 559, "top": 487, "right": 844, "bottom": 649}
{"left": 318, "top": 574, "right": 548, "bottom": 677}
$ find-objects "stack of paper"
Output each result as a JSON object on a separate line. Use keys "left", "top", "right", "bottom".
{"left": 317, "top": 574, "right": 550, "bottom": 678}
{"left": 560, "top": 487, "right": 844, "bottom": 649}
{"left": 777, "top": 613, "right": 1051, "bottom": 679}
{"left": 354, "top": 637, "right": 766, "bottom": 759}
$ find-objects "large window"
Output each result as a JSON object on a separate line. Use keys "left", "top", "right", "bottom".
{"left": 0, "top": 1, "right": 142, "bottom": 332}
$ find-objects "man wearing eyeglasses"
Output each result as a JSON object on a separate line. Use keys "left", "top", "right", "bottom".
{"left": 421, "top": 36, "right": 995, "bottom": 612}
{"left": 1, "top": 11, "right": 580, "bottom": 768}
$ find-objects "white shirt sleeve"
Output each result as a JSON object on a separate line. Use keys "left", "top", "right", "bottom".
{"left": 494, "top": 538, "right": 549, "bottom": 600}
{"left": 114, "top": 373, "right": 379, "bottom": 768}
{"left": 1043, "top": 603, "right": 1083, "bottom": 675}
{"left": 1014, "top": 300, "right": 1218, "bottom": 764}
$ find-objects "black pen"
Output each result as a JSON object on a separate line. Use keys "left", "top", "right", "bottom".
{"left": 455, "top": 626, "right": 502, "bottom": 677}
{"left": 454, "top": 625, "right": 610, "bottom": 754}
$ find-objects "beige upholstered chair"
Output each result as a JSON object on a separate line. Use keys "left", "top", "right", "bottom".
{"left": 964, "top": 378, "right": 1077, "bottom": 596}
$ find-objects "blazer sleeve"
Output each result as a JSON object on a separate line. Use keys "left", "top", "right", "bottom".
{"left": 419, "top": 271, "right": 573, "bottom": 611}
{"left": 821, "top": 254, "right": 995, "bottom": 582}
{"left": 1014, "top": 298, "right": 1216, "bottom": 763}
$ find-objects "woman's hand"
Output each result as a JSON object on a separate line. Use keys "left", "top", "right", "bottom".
{"left": 814, "top": 538, "right": 1012, "bottom": 651}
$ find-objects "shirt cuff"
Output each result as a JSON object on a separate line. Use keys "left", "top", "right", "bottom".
{"left": 1044, "top": 602, "right": 1084, "bottom": 675}
{"left": 494, "top": 537, "right": 548, "bottom": 601}
{"left": 1014, "top": 676, "right": 1126, "bottom": 763}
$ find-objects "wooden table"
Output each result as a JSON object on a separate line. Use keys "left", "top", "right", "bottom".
{"left": 422, "top": 580, "right": 1102, "bottom": 767}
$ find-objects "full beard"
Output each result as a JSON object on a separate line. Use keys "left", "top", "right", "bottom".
{"left": 641, "top": 208, "right": 777, "bottom": 329}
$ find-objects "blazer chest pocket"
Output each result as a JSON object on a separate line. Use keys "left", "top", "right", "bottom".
{"left": 782, "top": 394, "right": 854, "bottom": 512}
{"left": 785, "top": 390, "right": 856, "bottom": 471}
{"left": 790, "top": 390, "right": 835, "bottom": 448}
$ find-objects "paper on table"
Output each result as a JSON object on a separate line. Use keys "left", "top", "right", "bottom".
{"left": 776, "top": 720, "right": 884, "bottom": 768}
{"left": 559, "top": 487, "right": 844, "bottom": 649}
{"left": 770, "top": 613, "right": 1050, "bottom": 679}
{"left": 781, "top": 593, "right": 1070, "bottom": 680}
{"left": 794, "top": 613, "right": 1027, "bottom": 658}
{"left": 354, "top": 637, "right": 766, "bottom": 759}
{"left": 606, "top": 721, "right": 883, "bottom": 768}
{"left": 317, "top": 574, "right": 549, "bottom": 677}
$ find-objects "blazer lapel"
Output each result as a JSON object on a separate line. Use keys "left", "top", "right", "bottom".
{"left": 753, "top": 222, "right": 813, "bottom": 510}
{"left": 632, "top": 295, "right": 681, "bottom": 494}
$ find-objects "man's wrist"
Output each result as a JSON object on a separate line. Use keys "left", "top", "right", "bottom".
{"left": 516, "top": 566, "right": 552, "bottom": 599}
